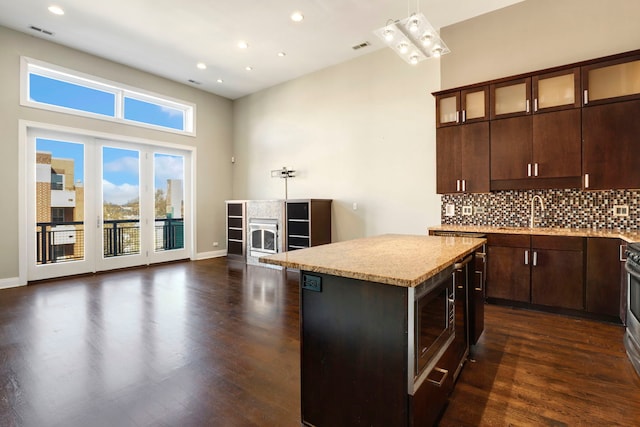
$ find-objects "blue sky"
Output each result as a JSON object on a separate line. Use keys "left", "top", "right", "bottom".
{"left": 33, "top": 73, "right": 184, "bottom": 205}
{"left": 37, "top": 139, "right": 183, "bottom": 205}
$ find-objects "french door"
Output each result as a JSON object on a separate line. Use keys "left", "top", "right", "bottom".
{"left": 27, "top": 128, "right": 192, "bottom": 281}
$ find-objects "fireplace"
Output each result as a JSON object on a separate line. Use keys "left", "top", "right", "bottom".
{"left": 249, "top": 219, "right": 278, "bottom": 258}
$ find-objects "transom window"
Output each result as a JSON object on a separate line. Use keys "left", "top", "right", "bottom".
{"left": 21, "top": 57, "right": 195, "bottom": 135}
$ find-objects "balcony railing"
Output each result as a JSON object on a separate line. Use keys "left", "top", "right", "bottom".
{"left": 36, "top": 218, "right": 184, "bottom": 264}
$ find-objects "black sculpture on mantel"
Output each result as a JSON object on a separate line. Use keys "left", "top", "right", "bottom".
{"left": 271, "top": 166, "right": 296, "bottom": 200}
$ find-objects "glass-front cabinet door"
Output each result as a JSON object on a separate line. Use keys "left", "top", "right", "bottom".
{"left": 582, "top": 54, "right": 640, "bottom": 106}
{"left": 490, "top": 77, "right": 532, "bottom": 119}
{"left": 436, "top": 92, "right": 460, "bottom": 127}
{"left": 461, "top": 86, "right": 489, "bottom": 123}
{"left": 533, "top": 67, "right": 581, "bottom": 112}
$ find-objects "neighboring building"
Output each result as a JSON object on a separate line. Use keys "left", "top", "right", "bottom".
{"left": 165, "top": 179, "right": 183, "bottom": 219}
{"left": 35, "top": 151, "right": 84, "bottom": 263}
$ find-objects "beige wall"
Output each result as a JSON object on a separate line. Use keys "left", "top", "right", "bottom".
{"left": 441, "top": 0, "right": 640, "bottom": 89}
{"left": 0, "top": 26, "right": 233, "bottom": 282}
{"left": 232, "top": 48, "right": 442, "bottom": 241}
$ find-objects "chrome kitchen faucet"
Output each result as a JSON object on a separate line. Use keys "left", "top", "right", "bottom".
{"left": 530, "top": 195, "right": 545, "bottom": 228}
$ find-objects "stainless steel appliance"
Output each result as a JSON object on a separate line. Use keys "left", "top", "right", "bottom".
{"left": 413, "top": 267, "right": 456, "bottom": 387}
{"left": 624, "top": 243, "right": 640, "bottom": 377}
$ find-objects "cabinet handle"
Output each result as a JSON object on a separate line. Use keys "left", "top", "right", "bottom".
{"left": 527, "top": 163, "right": 532, "bottom": 177}
{"left": 462, "top": 179, "right": 466, "bottom": 192}
{"left": 534, "top": 163, "right": 539, "bottom": 177}
{"left": 456, "top": 180, "right": 461, "bottom": 192}
{"left": 524, "top": 250, "right": 529, "bottom": 265}
{"left": 534, "top": 98, "right": 538, "bottom": 112}
{"left": 427, "top": 367, "right": 449, "bottom": 387}
{"left": 533, "top": 251, "right": 538, "bottom": 267}
{"left": 620, "top": 244, "right": 628, "bottom": 262}
{"left": 474, "top": 270, "right": 483, "bottom": 291}
{"left": 462, "top": 110, "right": 466, "bottom": 123}
{"left": 456, "top": 111, "right": 460, "bottom": 123}
{"left": 526, "top": 99, "right": 530, "bottom": 113}
{"left": 584, "top": 90, "right": 589, "bottom": 105}
{"left": 584, "top": 173, "right": 590, "bottom": 189}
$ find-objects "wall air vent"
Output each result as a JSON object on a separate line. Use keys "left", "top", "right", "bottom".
{"left": 352, "top": 41, "right": 371, "bottom": 50}
{"left": 29, "top": 25, "right": 54, "bottom": 36}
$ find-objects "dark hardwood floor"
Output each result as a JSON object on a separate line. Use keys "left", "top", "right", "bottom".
{"left": 1, "top": 257, "right": 639, "bottom": 426}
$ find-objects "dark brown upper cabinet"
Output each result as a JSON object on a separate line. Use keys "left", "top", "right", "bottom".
{"left": 490, "top": 77, "right": 532, "bottom": 120}
{"left": 436, "top": 86, "right": 490, "bottom": 128}
{"left": 435, "top": 86, "right": 490, "bottom": 194}
{"left": 582, "top": 54, "right": 640, "bottom": 107}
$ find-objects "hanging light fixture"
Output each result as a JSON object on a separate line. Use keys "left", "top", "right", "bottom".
{"left": 373, "top": 11, "right": 450, "bottom": 65}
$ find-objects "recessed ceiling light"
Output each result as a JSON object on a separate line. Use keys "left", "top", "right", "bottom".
{"left": 196, "top": 62, "right": 207, "bottom": 70}
{"left": 217, "top": 79, "right": 224, "bottom": 83}
{"left": 48, "top": 5, "right": 64, "bottom": 15}
{"left": 291, "top": 11, "right": 304, "bottom": 22}
{"left": 238, "top": 41, "right": 249, "bottom": 49}
{"left": 245, "top": 66, "right": 253, "bottom": 71}
{"left": 277, "top": 52, "right": 286, "bottom": 57}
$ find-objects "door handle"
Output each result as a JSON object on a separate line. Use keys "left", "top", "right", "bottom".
{"left": 533, "top": 251, "right": 538, "bottom": 266}
{"left": 524, "top": 250, "right": 529, "bottom": 265}
{"left": 427, "top": 367, "right": 449, "bottom": 387}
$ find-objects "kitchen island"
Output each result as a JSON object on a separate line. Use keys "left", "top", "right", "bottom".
{"left": 260, "top": 234, "right": 486, "bottom": 427}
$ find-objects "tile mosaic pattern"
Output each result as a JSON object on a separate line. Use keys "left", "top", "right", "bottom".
{"left": 441, "top": 189, "right": 640, "bottom": 230}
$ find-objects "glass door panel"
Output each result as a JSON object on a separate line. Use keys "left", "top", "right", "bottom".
{"left": 28, "top": 132, "right": 95, "bottom": 281}
{"left": 463, "top": 90, "right": 486, "bottom": 120}
{"left": 494, "top": 83, "right": 528, "bottom": 115}
{"left": 537, "top": 74, "right": 575, "bottom": 109}
{"left": 100, "top": 146, "right": 143, "bottom": 269}
{"left": 153, "top": 153, "right": 184, "bottom": 252}
{"left": 588, "top": 60, "right": 640, "bottom": 101}
{"left": 437, "top": 94, "right": 459, "bottom": 126}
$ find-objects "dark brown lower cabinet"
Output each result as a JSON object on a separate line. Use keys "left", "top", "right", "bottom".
{"left": 586, "top": 238, "right": 623, "bottom": 319}
{"left": 487, "top": 234, "right": 585, "bottom": 311}
{"left": 486, "top": 234, "right": 531, "bottom": 302}
{"left": 531, "top": 236, "right": 584, "bottom": 310}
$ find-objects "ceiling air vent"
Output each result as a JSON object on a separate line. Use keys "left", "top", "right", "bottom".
{"left": 29, "top": 25, "right": 54, "bottom": 36}
{"left": 352, "top": 41, "right": 371, "bottom": 50}
{"left": 188, "top": 79, "right": 202, "bottom": 85}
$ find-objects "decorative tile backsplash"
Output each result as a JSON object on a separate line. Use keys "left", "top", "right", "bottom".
{"left": 441, "top": 189, "right": 640, "bottom": 230}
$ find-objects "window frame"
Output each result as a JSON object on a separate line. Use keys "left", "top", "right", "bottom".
{"left": 20, "top": 57, "right": 196, "bottom": 136}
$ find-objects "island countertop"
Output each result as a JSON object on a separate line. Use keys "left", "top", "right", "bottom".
{"left": 259, "top": 234, "right": 486, "bottom": 287}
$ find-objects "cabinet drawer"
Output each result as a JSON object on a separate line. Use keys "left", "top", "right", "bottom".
{"left": 227, "top": 203, "right": 243, "bottom": 217}
{"left": 228, "top": 228, "right": 243, "bottom": 241}
{"left": 288, "top": 236, "right": 310, "bottom": 249}
{"left": 287, "top": 202, "right": 309, "bottom": 220}
{"left": 288, "top": 220, "right": 310, "bottom": 236}
{"left": 488, "top": 233, "right": 530, "bottom": 247}
{"left": 531, "top": 235, "right": 583, "bottom": 251}
{"left": 228, "top": 217, "right": 243, "bottom": 228}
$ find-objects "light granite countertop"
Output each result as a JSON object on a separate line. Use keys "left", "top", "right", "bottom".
{"left": 429, "top": 225, "right": 640, "bottom": 243}
{"left": 259, "top": 234, "right": 486, "bottom": 288}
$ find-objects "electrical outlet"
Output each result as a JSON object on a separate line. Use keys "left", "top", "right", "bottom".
{"left": 445, "top": 203, "right": 455, "bottom": 217}
{"left": 213, "top": 241, "right": 219, "bottom": 247}
{"left": 614, "top": 205, "right": 629, "bottom": 217}
{"left": 474, "top": 206, "right": 486, "bottom": 215}
{"left": 462, "top": 206, "right": 473, "bottom": 216}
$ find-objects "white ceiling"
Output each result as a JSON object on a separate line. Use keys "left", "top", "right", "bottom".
{"left": 0, "top": 0, "right": 523, "bottom": 100}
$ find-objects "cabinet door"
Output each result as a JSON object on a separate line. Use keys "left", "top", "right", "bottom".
{"left": 486, "top": 245, "right": 530, "bottom": 302}
{"left": 490, "top": 116, "right": 532, "bottom": 180}
{"left": 583, "top": 99, "right": 640, "bottom": 190}
{"left": 531, "top": 248, "right": 584, "bottom": 310}
{"left": 460, "top": 122, "right": 490, "bottom": 193}
{"left": 490, "top": 77, "right": 531, "bottom": 119}
{"left": 461, "top": 86, "right": 489, "bottom": 123}
{"left": 436, "top": 126, "right": 462, "bottom": 194}
{"left": 583, "top": 55, "right": 640, "bottom": 106}
{"left": 586, "top": 238, "right": 622, "bottom": 318}
{"left": 436, "top": 92, "right": 461, "bottom": 127}
{"left": 533, "top": 67, "right": 581, "bottom": 113}
{"left": 532, "top": 109, "right": 582, "bottom": 178}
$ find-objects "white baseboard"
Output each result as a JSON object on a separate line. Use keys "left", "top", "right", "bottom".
{"left": 195, "top": 249, "right": 227, "bottom": 260}
{"left": 0, "top": 277, "right": 26, "bottom": 289}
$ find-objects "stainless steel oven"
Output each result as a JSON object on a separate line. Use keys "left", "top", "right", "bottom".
{"left": 624, "top": 242, "right": 640, "bottom": 377}
{"left": 412, "top": 267, "right": 455, "bottom": 391}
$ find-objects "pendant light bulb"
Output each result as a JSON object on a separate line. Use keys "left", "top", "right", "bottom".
{"left": 409, "top": 54, "right": 420, "bottom": 65}
{"left": 421, "top": 33, "right": 432, "bottom": 47}
{"left": 383, "top": 28, "right": 394, "bottom": 41}
{"left": 398, "top": 42, "right": 409, "bottom": 54}
{"left": 432, "top": 46, "right": 443, "bottom": 58}
{"left": 408, "top": 16, "right": 420, "bottom": 32}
